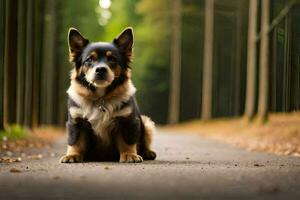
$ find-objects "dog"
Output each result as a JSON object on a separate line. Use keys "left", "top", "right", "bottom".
{"left": 60, "top": 27, "right": 156, "bottom": 163}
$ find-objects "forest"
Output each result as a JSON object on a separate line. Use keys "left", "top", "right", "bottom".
{"left": 0, "top": 0, "right": 300, "bottom": 129}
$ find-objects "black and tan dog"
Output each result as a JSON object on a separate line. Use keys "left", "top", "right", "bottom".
{"left": 60, "top": 27, "right": 156, "bottom": 163}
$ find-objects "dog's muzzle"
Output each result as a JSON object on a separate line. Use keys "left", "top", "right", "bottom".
{"left": 95, "top": 66, "right": 108, "bottom": 80}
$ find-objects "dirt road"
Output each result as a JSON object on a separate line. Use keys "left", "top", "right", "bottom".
{"left": 1, "top": 130, "right": 300, "bottom": 200}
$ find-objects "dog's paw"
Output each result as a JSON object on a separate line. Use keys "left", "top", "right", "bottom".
{"left": 142, "top": 150, "right": 157, "bottom": 160}
{"left": 120, "top": 153, "right": 143, "bottom": 163}
{"left": 59, "top": 154, "right": 83, "bottom": 163}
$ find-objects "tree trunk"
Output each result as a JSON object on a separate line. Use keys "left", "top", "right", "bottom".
{"left": 257, "top": 0, "right": 270, "bottom": 123}
{"left": 3, "top": 0, "right": 18, "bottom": 128}
{"left": 31, "top": 0, "right": 44, "bottom": 127}
{"left": 168, "top": 0, "right": 182, "bottom": 124}
{"left": 56, "top": 0, "right": 68, "bottom": 126}
{"left": 244, "top": 0, "right": 258, "bottom": 121}
{"left": 23, "top": 0, "right": 33, "bottom": 127}
{"left": 16, "top": 0, "right": 27, "bottom": 125}
{"left": 0, "top": 0, "right": 5, "bottom": 130}
{"left": 201, "top": 0, "right": 214, "bottom": 120}
{"left": 41, "top": 0, "right": 57, "bottom": 125}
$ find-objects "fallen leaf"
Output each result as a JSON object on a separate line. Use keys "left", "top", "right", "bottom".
{"left": 27, "top": 154, "right": 43, "bottom": 160}
{"left": 0, "top": 157, "right": 22, "bottom": 163}
{"left": 9, "top": 168, "right": 21, "bottom": 173}
{"left": 254, "top": 163, "right": 264, "bottom": 167}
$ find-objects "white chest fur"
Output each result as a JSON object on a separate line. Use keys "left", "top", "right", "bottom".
{"left": 67, "top": 82, "right": 136, "bottom": 144}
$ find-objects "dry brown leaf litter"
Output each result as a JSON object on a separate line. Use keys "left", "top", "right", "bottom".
{"left": 163, "top": 112, "right": 300, "bottom": 157}
{"left": 0, "top": 127, "right": 63, "bottom": 163}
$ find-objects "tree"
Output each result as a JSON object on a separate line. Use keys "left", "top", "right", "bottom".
{"left": 3, "top": 0, "right": 18, "bottom": 128}
{"left": 40, "top": 0, "right": 57, "bottom": 125}
{"left": 16, "top": 0, "right": 27, "bottom": 125}
{"left": 244, "top": 0, "right": 258, "bottom": 121}
{"left": 168, "top": 0, "right": 182, "bottom": 124}
{"left": 257, "top": 0, "right": 270, "bottom": 123}
{"left": 0, "top": 0, "right": 5, "bottom": 130}
{"left": 201, "top": 0, "right": 214, "bottom": 120}
{"left": 31, "top": 0, "right": 44, "bottom": 127}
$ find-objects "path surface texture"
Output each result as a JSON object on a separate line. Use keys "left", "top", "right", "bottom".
{"left": 0, "top": 130, "right": 300, "bottom": 200}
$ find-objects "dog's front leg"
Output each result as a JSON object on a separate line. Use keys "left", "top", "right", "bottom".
{"left": 60, "top": 120, "right": 86, "bottom": 163}
{"left": 117, "top": 134, "right": 143, "bottom": 163}
{"left": 60, "top": 136, "right": 85, "bottom": 163}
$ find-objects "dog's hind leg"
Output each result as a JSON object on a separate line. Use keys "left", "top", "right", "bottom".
{"left": 139, "top": 115, "right": 157, "bottom": 160}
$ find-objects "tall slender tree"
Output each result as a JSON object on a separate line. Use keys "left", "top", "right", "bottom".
{"left": 16, "top": 0, "right": 27, "bottom": 125}
{"left": 244, "top": 0, "right": 258, "bottom": 121}
{"left": 0, "top": 0, "right": 5, "bottom": 130}
{"left": 23, "top": 0, "right": 34, "bottom": 127}
{"left": 168, "top": 0, "right": 182, "bottom": 124}
{"left": 3, "top": 0, "right": 18, "bottom": 128}
{"left": 32, "top": 0, "right": 44, "bottom": 127}
{"left": 40, "top": 0, "right": 57, "bottom": 125}
{"left": 257, "top": 0, "right": 270, "bottom": 123}
{"left": 201, "top": 0, "right": 214, "bottom": 120}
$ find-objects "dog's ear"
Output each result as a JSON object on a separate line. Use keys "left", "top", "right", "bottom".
{"left": 68, "top": 28, "right": 89, "bottom": 62}
{"left": 113, "top": 27, "right": 133, "bottom": 59}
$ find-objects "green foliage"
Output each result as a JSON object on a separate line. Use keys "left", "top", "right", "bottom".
{"left": 58, "top": 0, "right": 104, "bottom": 70}
{"left": 58, "top": 0, "right": 105, "bottom": 73}
{"left": 0, "top": 124, "right": 27, "bottom": 140}
{"left": 134, "top": 0, "right": 171, "bottom": 123}
{"left": 101, "top": 0, "right": 171, "bottom": 123}
{"left": 99, "top": 0, "right": 141, "bottom": 42}
{"left": 60, "top": 0, "right": 104, "bottom": 41}
{"left": 56, "top": 0, "right": 172, "bottom": 123}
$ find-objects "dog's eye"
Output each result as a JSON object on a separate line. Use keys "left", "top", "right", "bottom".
{"left": 84, "top": 57, "right": 93, "bottom": 66}
{"left": 107, "top": 55, "right": 116, "bottom": 62}
{"left": 85, "top": 58, "right": 91, "bottom": 63}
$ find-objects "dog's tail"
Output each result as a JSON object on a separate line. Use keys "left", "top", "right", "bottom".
{"left": 140, "top": 115, "right": 156, "bottom": 160}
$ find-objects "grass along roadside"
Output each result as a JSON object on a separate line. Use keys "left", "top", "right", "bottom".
{"left": 163, "top": 112, "right": 300, "bottom": 157}
{"left": 0, "top": 126, "right": 64, "bottom": 163}
{"left": 0, "top": 124, "right": 27, "bottom": 141}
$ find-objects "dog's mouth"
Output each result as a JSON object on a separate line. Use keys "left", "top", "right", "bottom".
{"left": 91, "top": 79, "right": 110, "bottom": 87}
{"left": 85, "top": 65, "right": 115, "bottom": 88}
{"left": 90, "top": 75, "right": 114, "bottom": 88}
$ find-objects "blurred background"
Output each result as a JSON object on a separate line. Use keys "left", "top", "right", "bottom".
{"left": 0, "top": 0, "right": 300, "bottom": 131}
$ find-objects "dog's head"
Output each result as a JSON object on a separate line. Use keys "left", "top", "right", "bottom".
{"left": 68, "top": 27, "right": 133, "bottom": 89}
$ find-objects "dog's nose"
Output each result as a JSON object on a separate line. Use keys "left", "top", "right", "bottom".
{"left": 95, "top": 67, "right": 107, "bottom": 75}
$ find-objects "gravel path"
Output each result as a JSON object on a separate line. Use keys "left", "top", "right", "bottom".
{"left": 0, "top": 130, "right": 300, "bottom": 200}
